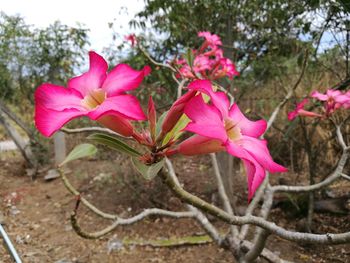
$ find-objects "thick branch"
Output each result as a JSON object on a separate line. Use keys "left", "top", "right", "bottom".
{"left": 165, "top": 158, "right": 224, "bottom": 244}
{"left": 239, "top": 176, "right": 268, "bottom": 239}
{"left": 243, "top": 182, "right": 273, "bottom": 262}
{"left": 159, "top": 168, "right": 350, "bottom": 245}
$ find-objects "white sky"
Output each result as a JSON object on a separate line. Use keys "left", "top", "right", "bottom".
{"left": 0, "top": 0, "right": 145, "bottom": 53}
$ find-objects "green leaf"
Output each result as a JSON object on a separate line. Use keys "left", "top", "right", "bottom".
{"left": 132, "top": 158, "right": 165, "bottom": 180}
{"left": 59, "top": 143, "right": 97, "bottom": 167}
{"left": 162, "top": 114, "right": 189, "bottom": 145}
{"left": 88, "top": 133, "right": 141, "bottom": 157}
{"left": 156, "top": 111, "right": 168, "bottom": 137}
{"left": 185, "top": 47, "right": 194, "bottom": 67}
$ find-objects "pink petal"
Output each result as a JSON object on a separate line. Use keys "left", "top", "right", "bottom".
{"left": 310, "top": 91, "right": 328, "bottom": 101}
{"left": 188, "top": 80, "right": 229, "bottom": 117}
{"left": 162, "top": 90, "right": 197, "bottom": 134}
{"left": 228, "top": 104, "right": 267, "bottom": 138}
{"left": 35, "top": 105, "right": 85, "bottom": 137}
{"left": 102, "top": 64, "right": 151, "bottom": 96}
{"left": 184, "top": 95, "right": 227, "bottom": 142}
{"left": 178, "top": 135, "right": 224, "bottom": 155}
{"left": 287, "top": 110, "right": 298, "bottom": 121}
{"left": 87, "top": 94, "right": 146, "bottom": 121}
{"left": 35, "top": 83, "right": 84, "bottom": 111}
{"left": 238, "top": 136, "right": 287, "bottom": 173}
{"left": 68, "top": 51, "right": 108, "bottom": 96}
{"left": 97, "top": 115, "right": 134, "bottom": 137}
{"left": 226, "top": 142, "right": 265, "bottom": 201}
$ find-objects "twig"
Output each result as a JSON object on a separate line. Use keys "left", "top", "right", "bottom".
{"left": 264, "top": 49, "right": 309, "bottom": 134}
{"left": 138, "top": 44, "right": 176, "bottom": 72}
{"left": 272, "top": 150, "right": 348, "bottom": 193}
{"left": 60, "top": 170, "right": 119, "bottom": 220}
{"left": 70, "top": 208, "right": 195, "bottom": 239}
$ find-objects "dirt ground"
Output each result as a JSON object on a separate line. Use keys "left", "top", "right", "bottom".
{"left": 0, "top": 151, "right": 349, "bottom": 263}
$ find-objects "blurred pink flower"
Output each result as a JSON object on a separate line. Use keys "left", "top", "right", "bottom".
{"left": 178, "top": 80, "right": 287, "bottom": 200}
{"left": 287, "top": 98, "right": 322, "bottom": 121}
{"left": 35, "top": 51, "right": 150, "bottom": 137}
{"left": 124, "top": 34, "right": 137, "bottom": 47}
{"left": 198, "top": 31, "right": 222, "bottom": 48}
{"left": 311, "top": 89, "right": 349, "bottom": 115}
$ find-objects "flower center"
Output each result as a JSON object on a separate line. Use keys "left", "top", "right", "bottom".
{"left": 81, "top": 89, "right": 107, "bottom": 109}
{"left": 224, "top": 119, "right": 242, "bottom": 141}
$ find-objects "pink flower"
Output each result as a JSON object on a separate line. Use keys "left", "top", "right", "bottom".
{"left": 35, "top": 51, "right": 150, "bottom": 137}
{"left": 124, "top": 34, "right": 137, "bottom": 47}
{"left": 287, "top": 98, "right": 322, "bottom": 121}
{"left": 161, "top": 89, "right": 197, "bottom": 135}
{"left": 198, "top": 31, "right": 222, "bottom": 48}
{"left": 311, "top": 89, "right": 349, "bottom": 115}
{"left": 193, "top": 55, "right": 212, "bottom": 73}
{"left": 178, "top": 80, "right": 287, "bottom": 200}
{"left": 212, "top": 58, "right": 239, "bottom": 79}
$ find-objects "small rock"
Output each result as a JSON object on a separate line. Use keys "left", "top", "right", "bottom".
{"left": 10, "top": 206, "right": 20, "bottom": 216}
{"left": 54, "top": 259, "right": 73, "bottom": 263}
{"left": 107, "top": 237, "right": 123, "bottom": 253}
{"left": 25, "top": 168, "right": 36, "bottom": 177}
{"left": 44, "top": 169, "right": 60, "bottom": 181}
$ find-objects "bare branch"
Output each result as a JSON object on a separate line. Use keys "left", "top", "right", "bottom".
{"left": 243, "top": 182, "right": 274, "bottom": 262}
{"left": 239, "top": 176, "right": 269, "bottom": 239}
{"left": 336, "top": 125, "right": 349, "bottom": 150}
{"left": 341, "top": 173, "right": 350, "bottom": 181}
{"left": 264, "top": 49, "right": 309, "bottom": 134}
{"left": 60, "top": 170, "right": 119, "bottom": 220}
{"left": 71, "top": 208, "right": 195, "bottom": 239}
{"left": 165, "top": 158, "right": 224, "bottom": 244}
{"left": 159, "top": 168, "right": 350, "bottom": 245}
{"left": 138, "top": 44, "right": 176, "bottom": 72}
{"left": 210, "top": 153, "right": 239, "bottom": 237}
{"left": 272, "top": 151, "right": 348, "bottom": 193}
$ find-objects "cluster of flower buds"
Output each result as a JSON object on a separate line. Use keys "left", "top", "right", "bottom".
{"left": 172, "top": 32, "right": 239, "bottom": 80}
{"left": 35, "top": 32, "right": 286, "bottom": 200}
{"left": 288, "top": 89, "right": 350, "bottom": 121}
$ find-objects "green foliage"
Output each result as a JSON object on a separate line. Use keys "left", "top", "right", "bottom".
{"left": 0, "top": 12, "right": 89, "bottom": 103}
{"left": 88, "top": 133, "right": 142, "bottom": 157}
{"left": 59, "top": 143, "right": 97, "bottom": 167}
{"left": 132, "top": 157, "right": 165, "bottom": 180}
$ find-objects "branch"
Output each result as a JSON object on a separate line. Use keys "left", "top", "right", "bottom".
{"left": 239, "top": 176, "right": 269, "bottom": 239}
{"left": 138, "top": 44, "right": 176, "bottom": 72}
{"left": 272, "top": 150, "right": 348, "bottom": 193}
{"left": 210, "top": 153, "right": 239, "bottom": 236}
{"left": 264, "top": 49, "right": 309, "bottom": 134}
{"left": 60, "top": 170, "right": 119, "bottom": 220}
{"left": 165, "top": 158, "right": 224, "bottom": 245}
{"left": 341, "top": 173, "right": 350, "bottom": 181}
{"left": 159, "top": 168, "right": 350, "bottom": 245}
{"left": 243, "top": 182, "right": 274, "bottom": 262}
{"left": 71, "top": 208, "right": 195, "bottom": 239}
